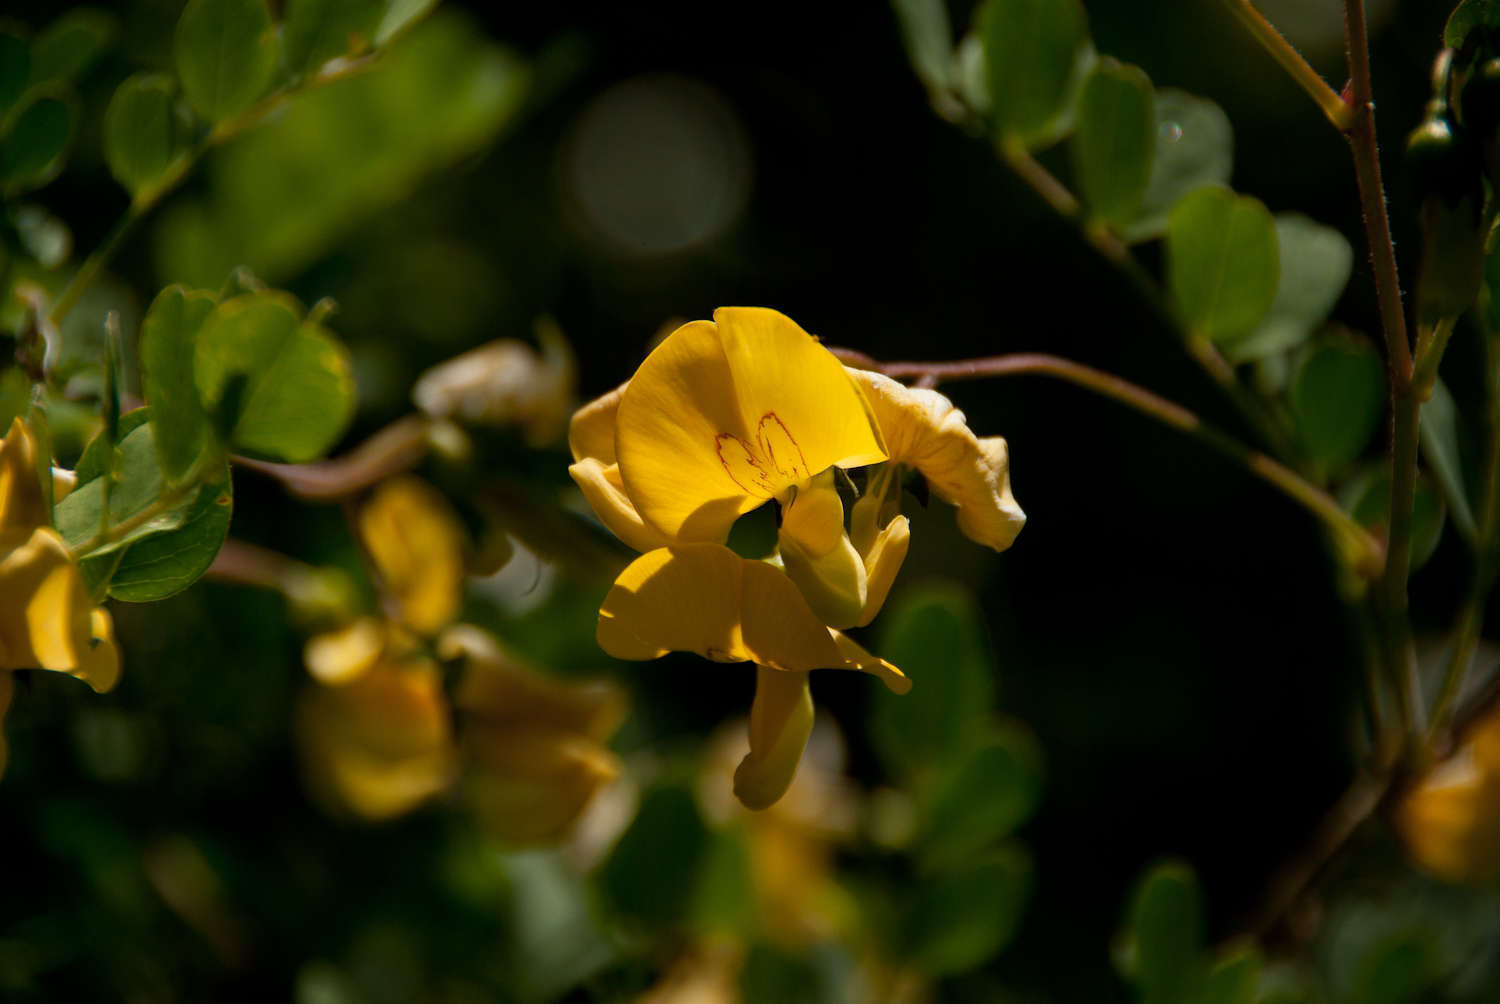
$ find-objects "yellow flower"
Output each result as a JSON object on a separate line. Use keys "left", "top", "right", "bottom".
{"left": 356, "top": 476, "right": 467, "bottom": 635}
{"left": 296, "top": 654, "right": 457, "bottom": 821}
{"left": 569, "top": 308, "right": 1023, "bottom": 809}
{"left": 442, "top": 625, "right": 625, "bottom": 845}
{"left": 1396, "top": 705, "right": 1500, "bottom": 883}
{"left": 0, "top": 418, "right": 120, "bottom": 692}
{"left": 411, "top": 321, "right": 576, "bottom": 446}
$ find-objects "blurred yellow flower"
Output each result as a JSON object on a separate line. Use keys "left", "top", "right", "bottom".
{"left": 357, "top": 475, "right": 467, "bottom": 635}
{"left": 297, "top": 654, "right": 457, "bottom": 821}
{"left": 443, "top": 625, "right": 625, "bottom": 845}
{"left": 412, "top": 320, "right": 576, "bottom": 446}
{"left": 1396, "top": 703, "right": 1500, "bottom": 883}
{"left": 0, "top": 418, "right": 120, "bottom": 777}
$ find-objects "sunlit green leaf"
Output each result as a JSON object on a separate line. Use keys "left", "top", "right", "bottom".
{"left": 1167, "top": 186, "right": 1279, "bottom": 343}
{"left": 916, "top": 721, "right": 1043, "bottom": 870}
{"left": 1290, "top": 334, "right": 1385, "bottom": 478}
{"left": 284, "top": 0, "right": 385, "bottom": 74}
{"left": 1445, "top": 0, "right": 1500, "bottom": 49}
{"left": 193, "top": 292, "right": 355, "bottom": 463}
{"left": 104, "top": 74, "right": 190, "bottom": 200}
{"left": 29, "top": 8, "right": 115, "bottom": 86}
{"left": 55, "top": 412, "right": 197, "bottom": 559}
{"left": 106, "top": 475, "right": 232, "bottom": 601}
{"left": 892, "top": 0, "right": 952, "bottom": 95}
{"left": 1226, "top": 214, "right": 1353, "bottom": 363}
{"left": 1123, "top": 89, "right": 1233, "bottom": 244}
{"left": 1342, "top": 467, "right": 1447, "bottom": 570}
{"left": 1125, "top": 861, "right": 1204, "bottom": 1003}
{"left": 1, "top": 93, "right": 75, "bottom": 193}
{"left": 1420, "top": 378, "right": 1479, "bottom": 544}
{"left": 1073, "top": 59, "right": 1154, "bottom": 227}
{"left": 174, "top": 0, "right": 279, "bottom": 123}
{"left": 140, "top": 286, "right": 219, "bottom": 482}
{"left": 977, "top": 0, "right": 1088, "bottom": 147}
{"left": 904, "top": 846, "right": 1031, "bottom": 976}
{"left": 599, "top": 784, "right": 709, "bottom": 930}
{"left": 870, "top": 582, "right": 995, "bottom": 777}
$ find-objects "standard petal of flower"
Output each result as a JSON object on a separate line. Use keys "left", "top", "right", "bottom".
{"left": 855, "top": 514, "right": 910, "bottom": 628}
{"left": 568, "top": 381, "right": 627, "bottom": 465}
{"left": 463, "top": 727, "right": 621, "bottom": 845}
{"left": 616, "top": 320, "right": 762, "bottom": 542}
{"left": 357, "top": 477, "right": 466, "bottom": 635}
{"left": 733, "top": 666, "right": 814, "bottom": 811}
{"left": 597, "top": 544, "right": 845, "bottom": 671}
{"left": 0, "top": 418, "right": 48, "bottom": 548}
{"left": 849, "top": 368, "right": 1026, "bottom": 551}
{"left": 442, "top": 624, "right": 627, "bottom": 742}
{"left": 714, "top": 308, "right": 886, "bottom": 477}
{"left": 829, "top": 631, "right": 911, "bottom": 694}
{"left": 569, "top": 458, "right": 672, "bottom": 553}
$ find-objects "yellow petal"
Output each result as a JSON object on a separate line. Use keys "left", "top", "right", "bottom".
{"left": 296, "top": 658, "right": 456, "bottom": 820}
{"left": 569, "top": 457, "right": 672, "bottom": 553}
{"left": 855, "top": 514, "right": 909, "bottom": 628}
{"left": 442, "top": 624, "right": 627, "bottom": 742}
{"left": 598, "top": 544, "right": 845, "bottom": 671}
{"left": 779, "top": 529, "right": 867, "bottom": 631}
{"left": 463, "top": 726, "right": 621, "bottom": 844}
{"left": 714, "top": 308, "right": 886, "bottom": 477}
{"left": 849, "top": 369, "right": 1026, "bottom": 551}
{"left": 304, "top": 617, "right": 386, "bottom": 685}
{"left": 76, "top": 608, "right": 121, "bottom": 694}
{"left": 615, "top": 320, "right": 762, "bottom": 542}
{"left": 358, "top": 477, "right": 466, "bottom": 635}
{"left": 0, "top": 418, "right": 48, "bottom": 546}
{"left": 569, "top": 381, "right": 628, "bottom": 464}
{"left": 779, "top": 470, "right": 846, "bottom": 559}
{"left": 830, "top": 631, "right": 910, "bottom": 694}
{"left": 734, "top": 666, "right": 813, "bottom": 810}
{"left": 0, "top": 528, "right": 111, "bottom": 685}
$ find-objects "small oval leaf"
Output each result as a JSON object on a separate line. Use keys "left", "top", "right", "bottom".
{"left": 1167, "top": 186, "right": 1280, "bottom": 343}
{"left": 1290, "top": 334, "right": 1386, "bottom": 478}
{"left": 1124, "top": 89, "right": 1233, "bottom": 244}
{"left": 104, "top": 74, "right": 190, "bottom": 199}
{"left": 1, "top": 94, "right": 75, "bottom": 192}
{"left": 978, "top": 0, "right": 1088, "bottom": 147}
{"left": 1073, "top": 59, "right": 1155, "bottom": 227}
{"left": 174, "top": 0, "right": 279, "bottom": 123}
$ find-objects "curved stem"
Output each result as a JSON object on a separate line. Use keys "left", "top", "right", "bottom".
{"left": 233, "top": 415, "right": 432, "bottom": 501}
{"left": 840, "top": 351, "right": 1384, "bottom": 576}
{"left": 1223, "top": 0, "right": 1354, "bottom": 130}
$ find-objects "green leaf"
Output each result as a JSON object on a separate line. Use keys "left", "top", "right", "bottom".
{"left": 174, "top": 0, "right": 279, "bottom": 124}
{"left": 1123, "top": 89, "right": 1233, "bottom": 244}
{"left": 376, "top": 0, "right": 440, "bottom": 46}
{"left": 892, "top": 0, "right": 953, "bottom": 94}
{"left": 1351, "top": 931, "right": 1442, "bottom": 1004}
{"left": 977, "top": 0, "right": 1088, "bottom": 148}
{"left": 599, "top": 784, "right": 709, "bottom": 930}
{"left": 106, "top": 476, "right": 232, "bottom": 602}
{"left": 1226, "top": 214, "right": 1353, "bottom": 363}
{"left": 869, "top": 582, "right": 995, "bottom": 777}
{"left": 916, "top": 722, "right": 1043, "bottom": 870}
{"left": 1167, "top": 186, "right": 1279, "bottom": 343}
{"left": 1124, "top": 861, "right": 1205, "bottom": 1003}
{"left": 0, "top": 32, "right": 30, "bottom": 119}
{"left": 193, "top": 292, "right": 355, "bottom": 463}
{"left": 140, "top": 286, "right": 219, "bottom": 482}
{"left": 284, "top": 0, "right": 385, "bottom": 74}
{"left": 55, "top": 413, "right": 198, "bottom": 558}
{"left": 1290, "top": 334, "right": 1385, "bottom": 477}
{"left": 1193, "top": 945, "right": 1262, "bottom": 1004}
{"left": 103, "top": 74, "right": 190, "bottom": 199}
{"left": 1, "top": 94, "right": 75, "bottom": 193}
{"left": 904, "top": 846, "right": 1032, "bottom": 976}
{"left": 1420, "top": 378, "right": 1479, "bottom": 544}
{"left": 29, "top": 9, "right": 115, "bottom": 86}
{"left": 1445, "top": 0, "right": 1500, "bottom": 48}
{"left": 1342, "top": 467, "right": 1447, "bottom": 571}
{"left": 1073, "top": 59, "right": 1154, "bottom": 227}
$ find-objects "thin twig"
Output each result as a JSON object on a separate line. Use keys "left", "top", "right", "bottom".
{"left": 233, "top": 415, "right": 432, "bottom": 501}
{"left": 1342, "top": 0, "right": 1425, "bottom": 746}
{"left": 1223, "top": 0, "right": 1355, "bottom": 130}
{"left": 836, "top": 350, "right": 1384, "bottom": 576}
